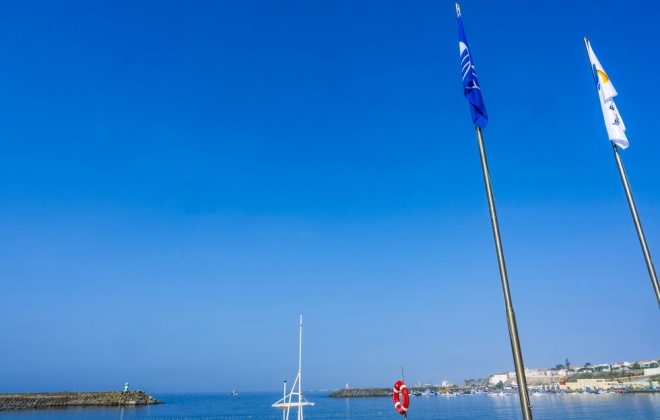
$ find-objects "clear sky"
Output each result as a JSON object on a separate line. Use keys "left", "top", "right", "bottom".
{"left": 1, "top": 0, "right": 659, "bottom": 393}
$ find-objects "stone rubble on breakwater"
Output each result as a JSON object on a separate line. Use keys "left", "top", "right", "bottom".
{"left": 0, "top": 391, "right": 162, "bottom": 411}
{"left": 330, "top": 388, "right": 391, "bottom": 398}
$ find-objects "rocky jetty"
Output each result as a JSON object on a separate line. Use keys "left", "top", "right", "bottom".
{"left": 330, "top": 388, "right": 390, "bottom": 398}
{"left": 0, "top": 391, "right": 162, "bottom": 411}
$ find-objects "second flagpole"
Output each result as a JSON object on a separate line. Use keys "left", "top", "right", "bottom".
{"left": 475, "top": 126, "right": 533, "bottom": 420}
{"left": 583, "top": 37, "right": 660, "bottom": 309}
{"left": 611, "top": 143, "right": 660, "bottom": 308}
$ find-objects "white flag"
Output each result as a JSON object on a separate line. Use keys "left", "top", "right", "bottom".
{"left": 586, "top": 39, "right": 628, "bottom": 149}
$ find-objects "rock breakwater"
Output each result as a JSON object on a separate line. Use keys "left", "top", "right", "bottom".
{"left": 0, "top": 391, "right": 162, "bottom": 411}
{"left": 330, "top": 388, "right": 390, "bottom": 398}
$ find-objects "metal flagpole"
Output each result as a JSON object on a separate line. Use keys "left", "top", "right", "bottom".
{"left": 582, "top": 37, "right": 660, "bottom": 309}
{"left": 611, "top": 143, "right": 660, "bottom": 307}
{"left": 475, "top": 126, "right": 533, "bottom": 420}
{"left": 455, "top": 4, "right": 532, "bottom": 418}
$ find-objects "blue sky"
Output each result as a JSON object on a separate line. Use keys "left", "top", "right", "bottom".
{"left": 1, "top": 0, "right": 659, "bottom": 393}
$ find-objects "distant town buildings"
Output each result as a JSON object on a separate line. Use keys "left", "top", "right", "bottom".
{"left": 408, "top": 357, "right": 658, "bottom": 391}
{"left": 486, "top": 357, "right": 660, "bottom": 389}
{"left": 440, "top": 379, "right": 453, "bottom": 388}
{"left": 489, "top": 373, "right": 508, "bottom": 386}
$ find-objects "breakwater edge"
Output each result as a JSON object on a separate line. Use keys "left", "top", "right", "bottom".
{"left": 329, "top": 387, "right": 390, "bottom": 398}
{"left": 0, "top": 391, "right": 162, "bottom": 411}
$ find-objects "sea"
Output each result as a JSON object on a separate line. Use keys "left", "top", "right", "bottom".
{"left": 1, "top": 391, "right": 659, "bottom": 420}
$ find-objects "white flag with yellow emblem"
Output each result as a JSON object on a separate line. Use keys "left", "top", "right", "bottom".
{"left": 586, "top": 39, "right": 628, "bottom": 149}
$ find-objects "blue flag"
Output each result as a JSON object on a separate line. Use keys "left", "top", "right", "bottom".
{"left": 456, "top": 4, "right": 488, "bottom": 129}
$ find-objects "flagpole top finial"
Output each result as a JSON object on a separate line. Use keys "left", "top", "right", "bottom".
{"left": 455, "top": 3, "right": 461, "bottom": 16}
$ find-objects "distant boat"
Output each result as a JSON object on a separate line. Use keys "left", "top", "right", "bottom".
{"left": 488, "top": 391, "right": 506, "bottom": 396}
{"left": 230, "top": 390, "right": 238, "bottom": 396}
{"left": 272, "top": 315, "right": 315, "bottom": 420}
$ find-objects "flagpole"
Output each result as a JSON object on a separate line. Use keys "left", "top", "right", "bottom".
{"left": 583, "top": 37, "right": 660, "bottom": 309}
{"left": 475, "top": 126, "right": 533, "bottom": 420}
{"left": 611, "top": 143, "right": 660, "bottom": 307}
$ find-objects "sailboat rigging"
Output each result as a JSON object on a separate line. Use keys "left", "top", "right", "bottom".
{"left": 272, "top": 315, "right": 315, "bottom": 420}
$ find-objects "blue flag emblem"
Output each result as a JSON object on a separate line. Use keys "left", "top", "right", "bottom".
{"left": 457, "top": 5, "right": 488, "bottom": 129}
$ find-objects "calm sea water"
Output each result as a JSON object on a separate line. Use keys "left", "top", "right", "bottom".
{"left": 1, "top": 391, "right": 659, "bottom": 419}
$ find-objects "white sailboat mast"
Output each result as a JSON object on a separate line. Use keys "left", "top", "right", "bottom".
{"left": 272, "top": 315, "right": 314, "bottom": 420}
{"left": 297, "top": 315, "right": 303, "bottom": 419}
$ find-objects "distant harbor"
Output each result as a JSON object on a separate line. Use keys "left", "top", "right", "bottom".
{"left": 330, "top": 387, "right": 466, "bottom": 398}
{"left": 330, "top": 385, "right": 660, "bottom": 398}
